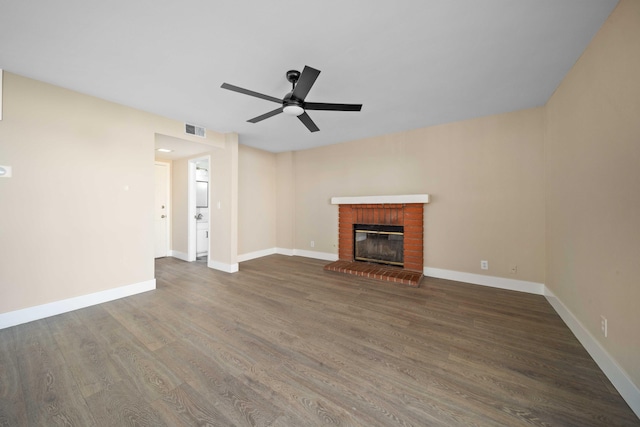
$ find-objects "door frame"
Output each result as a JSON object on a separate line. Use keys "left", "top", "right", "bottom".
{"left": 188, "top": 156, "right": 211, "bottom": 262}
{"left": 154, "top": 160, "right": 171, "bottom": 258}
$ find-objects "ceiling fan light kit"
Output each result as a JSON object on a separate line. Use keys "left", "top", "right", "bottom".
{"left": 221, "top": 65, "right": 362, "bottom": 132}
{"left": 283, "top": 105, "right": 304, "bottom": 116}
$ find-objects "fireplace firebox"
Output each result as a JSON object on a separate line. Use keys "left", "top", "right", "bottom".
{"left": 354, "top": 224, "right": 404, "bottom": 267}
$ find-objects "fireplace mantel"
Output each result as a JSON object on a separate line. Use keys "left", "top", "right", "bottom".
{"left": 331, "top": 194, "right": 430, "bottom": 205}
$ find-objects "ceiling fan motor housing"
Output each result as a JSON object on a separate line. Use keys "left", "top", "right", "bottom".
{"left": 286, "top": 70, "right": 301, "bottom": 84}
{"left": 283, "top": 92, "right": 303, "bottom": 107}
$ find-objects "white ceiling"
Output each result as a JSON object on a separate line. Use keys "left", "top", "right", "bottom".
{"left": 1, "top": 1, "right": 618, "bottom": 154}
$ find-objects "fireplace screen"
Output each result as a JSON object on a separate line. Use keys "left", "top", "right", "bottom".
{"left": 354, "top": 224, "right": 404, "bottom": 266}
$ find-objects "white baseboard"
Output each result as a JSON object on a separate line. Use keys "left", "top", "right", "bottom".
{"left": 292, "top": 249, "right": 339, "bottom": 262}
{"left": 170, "top": 250, "right": 190, "bottom": 262}
{"left": 423, "top": 267, "right": 544, "bottom": 295}
{"left": 238, "top": 248, "right": 277, "bottom": 262}
{"left": 544, "top": 288, "right": 640, "bottom": 418}
{"left": 275, "top": 247, "right": 295, "bottom": 256}
{"left": 246, "top": 247, "right": 337, "bottom": 262}
{"left": 0, "top": 279, "right": 156, "bottom": 330}
{"left": 208, "top": 259, "right": 239, "bottom": 273}
{"left": 173, "top": 250, "right": 238, "bottom": 273}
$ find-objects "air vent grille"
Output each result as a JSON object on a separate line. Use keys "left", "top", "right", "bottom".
{"left": 185, "top": 123, "right": 206, "bottom": 138}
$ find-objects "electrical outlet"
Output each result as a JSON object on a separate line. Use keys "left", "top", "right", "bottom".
{"left": 510, "top": 265, "right": 518, "bottom": 275}
{"left": 480, "top": 260, "right": 489, "bottom": 270}
{"left": 601, "top": 315, "right": 608, "bottom": 338}
{"left": 310, "top": 240, "right": 315, "bottom": 248}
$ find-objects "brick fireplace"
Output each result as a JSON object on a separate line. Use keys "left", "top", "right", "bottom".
{"left": 325, "top": 195, "right": 429, "bottom": 286}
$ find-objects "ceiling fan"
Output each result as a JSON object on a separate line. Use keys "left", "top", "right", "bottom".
{"left": 221, "top": 65, "right": 362, "bottom": 133}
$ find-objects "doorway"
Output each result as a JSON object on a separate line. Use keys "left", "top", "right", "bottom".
{"left": 188, "top": 156, "right": 210, "bottom": 263}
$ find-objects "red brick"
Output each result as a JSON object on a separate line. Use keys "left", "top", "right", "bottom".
{"left": 404, "top": 205, "right": 423, "bottom": 211}
{"left": 404, "top": 257, "right": 423, "bottom": 265}
{"left": 365, "top": 210, "right": 372, "bottom": 224}
{"left": 339, "top": 215, "right": 354, "bottom": 223}
{"left": 405, "top": 245, "right": 423, "bottom": 253}
{"left": 404, "top": 252, "right": 423, "bottom": 261}
{"left": 404, "top": 217, "right": 423, "bottom": 226}
{"left": 404, "top": 249, "right": 423, "bottom": 257}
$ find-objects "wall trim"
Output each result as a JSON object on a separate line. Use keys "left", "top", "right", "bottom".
{"left": 544, "top": 288, "right": 640, "bottom": 418}
{"left": 292, "top": 249, "right": 339, "bottom": 262}
{"left": 208, "top": 259, "right": 239, "bottom": 273}
{"left": 253, "top": 247, "right": 337, "bottom": 261}
{"left": 170, "top": 250, "right": 189, "bottom": 262}
{"left": 172, "top": 251, "right": 240, "bottom": 273}
{"left": 0, "top": 279, "right": 156, "bottom": 330}
{"left": 275, "top": 247, "right": 295, "bottom": 256}
{"left": 238, "top": 248, "right": 277, "bottom": 262}
{"left": 423, "top": 267, "right": 544, "bottom": 295}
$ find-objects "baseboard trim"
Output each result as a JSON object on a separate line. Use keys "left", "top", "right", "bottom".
{"left": 0, "top": 279, "right": 156, "bottom": 330}
{"left": 170, "top": 250, "right": 190, "bottom": 262}
{"left": 275, "top": 247, "right": 295, "bottom": 256}
{"left": 544, "top": 288, "right": 640, "bottom": 418}
{"left": 252, "top": 247, "right": 337, "bottom": 261}
{"left": 423, "top": 267, "right": 544, "bottom": 295}
{"left": 292, "top": 249, "right": 339, "bottom": 262}
{"left": 208, "top": 260, "right": 239, "bottom": 273}
{"left": 238, "top": 248, "right": 277, "bottom": 263}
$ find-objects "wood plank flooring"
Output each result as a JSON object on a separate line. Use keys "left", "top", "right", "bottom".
{"left": 0, "top": 255, "right": 638, "bottom": 426}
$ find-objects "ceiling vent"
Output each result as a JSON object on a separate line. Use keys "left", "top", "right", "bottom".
{"left": 185, "top": 123, "right": 206, "bottom": 138}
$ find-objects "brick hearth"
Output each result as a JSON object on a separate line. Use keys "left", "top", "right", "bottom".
{"left": 325, "top": 199, "right": 426, "bottom": 287}
{"left": 324, "top": 260, "right": 423, "bottom": 287}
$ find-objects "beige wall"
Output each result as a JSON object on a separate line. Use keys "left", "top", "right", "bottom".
{"left": 276, "top": 151, "right": 295, "bottom": 251}
{"left": 170, "top": 157, "right": 189, "bottom": 254}
{"left": 290, "top": 108, "right": 546, "bottom": 283}
{"left": 545, "top": 0, "right": 640, "bottom": 387}
{"left": 0, "top": 72, "right": 234, "bottom": 314}
{"left": 238, "top": 144, "right": 276, "bottom": 256}
{"left": 0, "top": 73, "right": 151, "bottom": 313}
{"left": 209, "top": 133, "right": 238, "bottom": 267}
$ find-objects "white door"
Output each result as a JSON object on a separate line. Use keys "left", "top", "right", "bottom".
{"left": 154, "top": 162, "right": 170, "bottom": 258}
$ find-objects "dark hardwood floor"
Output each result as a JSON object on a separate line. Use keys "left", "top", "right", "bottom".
{"left": 0, "top": 255, "right": 638, "bottom": 426}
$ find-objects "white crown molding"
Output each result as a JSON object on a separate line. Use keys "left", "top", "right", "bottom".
{"left": 0, "top": 279, "right": 156, "bottom": 329}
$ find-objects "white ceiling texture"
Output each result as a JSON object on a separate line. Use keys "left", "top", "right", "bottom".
{"left": 0, "top": 0, "right": 618, "bottom": 154}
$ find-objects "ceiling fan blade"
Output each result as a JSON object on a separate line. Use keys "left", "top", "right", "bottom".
{"left": 221, "top": 83, "right": 282, "bottom": 104}
{"left": 248, "top": 107, "right": 283, "bottom": 123}
{"left": 304, "top": 102, "right": 362, "bottom": 112}
{"left": 297, "top": 112, "right": 319, "bottom": 132}
{"left": 292, "top": 66, "right": 320, "bottom": 101}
